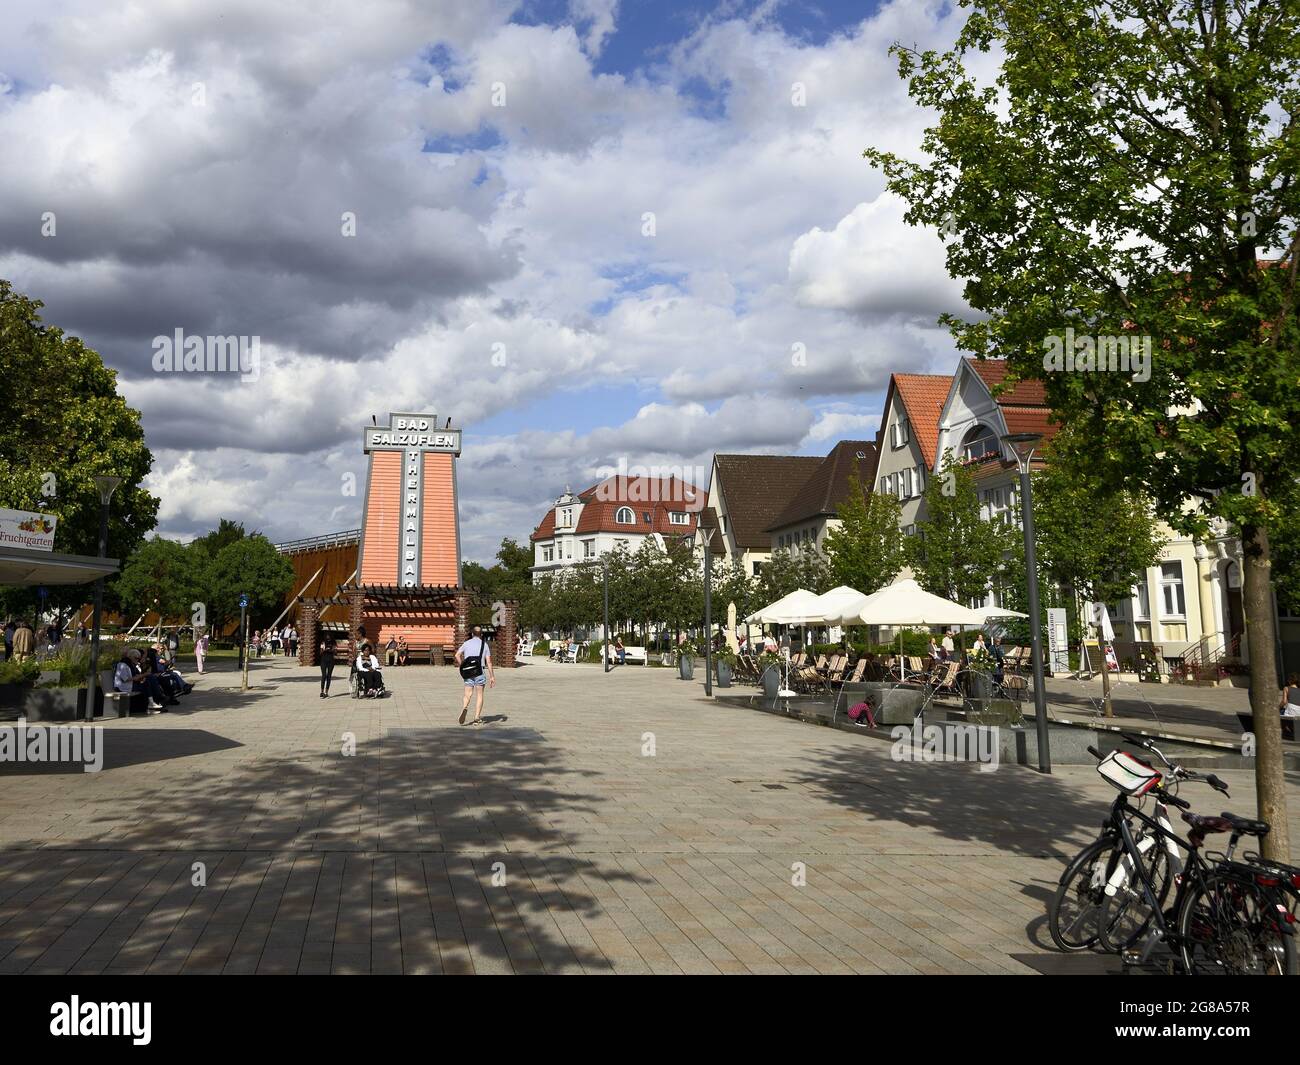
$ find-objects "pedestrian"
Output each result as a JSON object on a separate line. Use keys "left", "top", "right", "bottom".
{"left": 385, "top": 636, "right": 399, "bottom": 667}
{"left": 195, "top": 630, "right": 210, "bottom": 674}
{"left": 288, "top": 626, "right": 298, "bottom": 658}
{"left": 941, "top": 629, "right": 955, "bottom": 660}
{"left": 12, "top": 619, "right": 35, "bottom": 662}
{"left": 1279, "top": 673, "right": 1300, "bottom": 718}
{"left": 4, "top": 619, "right": 15, "bottom": 661}
{"left": 615, "top": 634, "right": 625, "bottom": 666}
{"left": 319, "top": 631, "right": 337, "bottom": 698}
{"left": 455, "top": 623, "right": 495, "bottom": 726}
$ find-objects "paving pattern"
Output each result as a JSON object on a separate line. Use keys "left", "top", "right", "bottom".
{"left": 1, "top": 655, "right": 1296, "bottom": 974}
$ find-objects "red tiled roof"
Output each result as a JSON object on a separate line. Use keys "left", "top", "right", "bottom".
{"left": 712, "top": 454, "right": 825, "bottom": 549}
{"left": 530, "top": 475, "right": 704, "bottom": 542}
{"left": 891, "top": 374, "right": 952, "bottom": 468}
{"left": 965, "top": 358, "right": 1048, "bottom": 405}
{"left": 963, "top": 359, "right": 1059, "bottom": 444}
{"left": 765, "top": 440, "right": 877, "bottom": 532}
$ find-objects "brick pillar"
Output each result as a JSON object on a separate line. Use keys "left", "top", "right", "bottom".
{"left": 494, "top": 600, "right": 518, "bottom": 668}
{"left": 347, "top": 588, "right": 366, "bottom": 647}
{"left": 454, "top": 590, "right": 472, "bottom": 651}
{"left": 299, "top": 602, "right": 319, "bottom": 666}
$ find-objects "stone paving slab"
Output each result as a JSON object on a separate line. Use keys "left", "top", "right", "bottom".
{"left": 0, "top": 655, "right": 1296, "bottom": 974}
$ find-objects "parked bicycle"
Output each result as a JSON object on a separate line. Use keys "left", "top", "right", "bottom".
{"left": 1047, "top": 732, "right": 1295, "bottom": 974}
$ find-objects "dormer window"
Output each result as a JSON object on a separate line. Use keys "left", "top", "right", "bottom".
{"left": 557, "top": 507, "right": 574, "bottom": 527}
{"left": 615, "top": 506, "right": 634, "bottom": 524}
{"left": 669, "top": 511, "right": 689, "bottom": 525}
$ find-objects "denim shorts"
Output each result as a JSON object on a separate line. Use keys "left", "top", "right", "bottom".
{"left": 463, "top": 674, "right": 487, "bottom": 687}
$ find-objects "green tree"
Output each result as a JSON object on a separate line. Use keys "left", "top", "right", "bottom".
{"left": 114, "top": 537, "right": 199, "bottom": 624}
{"left": 907, "top": 456, "right": 1011, "bottom": 605}
{"left": 206, "top": 535, "right": 295, "bottom": 633}
{"left": 0, "top": 280, "right": 159, "bottom": 617}
{"left": 824, "top": 461, "right": 905, "bottom": 593}
{"left": 866, "top": 0, "right": 1300, "bottom": 854}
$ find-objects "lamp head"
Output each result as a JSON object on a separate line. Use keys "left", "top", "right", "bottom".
{"left": 1000, "top": 433, "right": 1042, "bottom": 472}
{"left": 93, "top": 475, "right": 122, "bottom": 504}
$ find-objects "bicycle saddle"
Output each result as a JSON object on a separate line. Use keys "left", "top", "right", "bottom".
{"left": 1180, "top": 811, "right": 1269, "bottom": 837}
{"left": 1219, "top": 811, "right": 1270, "bottom": 837}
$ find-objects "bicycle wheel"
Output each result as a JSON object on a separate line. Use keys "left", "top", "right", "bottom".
{"left": 1176, "top": 871, "right": 1297, "bottom": 976}
{"left": 1048, "top": 837, "right": 1120, "bottom": 951}
{"left": 1097, "top": 837, "right": 1174, "bottom": 953}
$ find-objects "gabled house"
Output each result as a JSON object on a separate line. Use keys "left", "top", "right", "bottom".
{"left": 706, "top": 454, "right": 824, "bottom": 576}
{"left": 529, "top": 475, "right": 703, "bottom": 582}
{"left": 873, "top": 373, "right": 950, "bottom": 537}
{"left": 764, "top": 440, "right": 877, "bottom": 554}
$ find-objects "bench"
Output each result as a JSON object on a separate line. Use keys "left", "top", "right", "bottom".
{"left": 100, "top": 670, "right": 148, "bottom": 717}
{"left": 517, "top": 640, "right": 534, "bottom": 658}
{"left": 605, "top": 645, "right": 648, "bottom": 665}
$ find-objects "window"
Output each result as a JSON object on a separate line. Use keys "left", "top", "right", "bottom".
{"left": 902, "top": 524, "right": 916, "bottom": 537}
{"left": 961, "top": 423, "right": 1000, "bottom": 461}
{"left": 892, "top": 417, "right": 910, "bottom": 448}
{"left": 669, "top": 511, "right": 690, "bottom": 525}
{"left": 583, "top": 540, "right": 595, "bottom": 559}
{"left": 900, "top": 468, "right": 913, "bottom": 498}
{"left": 1134, "top": 580, "right": 1150, "bottom": 619}
{"left": 879, "top": 476, "right": 888, "bottom": 494}
{"left": 1159, "top": 562, "right": 1185, "bottom": 617}
{"left": 914, "top": 465, "right": 925, "bottom": 496}
{"left": 542, "top": 546, "right": 553, "bottom": 562}
{"left": 558, "top": 507, "right": 573, "bottom": 527}
{"left": 615, "top": 507, "right": 634, "bottom": 524}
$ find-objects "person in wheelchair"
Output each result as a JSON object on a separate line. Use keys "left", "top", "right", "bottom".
{"left": 355, "top": 642, "right": 386, "bottom": 696}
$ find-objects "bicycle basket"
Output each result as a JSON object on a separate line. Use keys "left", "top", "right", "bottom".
{"left": 1096, "top": 749, "right": 1161, "bottom": 796}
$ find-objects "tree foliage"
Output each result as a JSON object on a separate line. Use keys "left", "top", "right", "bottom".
{"left": 0, "top": 280, "right": 159, "bottom": 616}
{"left": 906, "top": 455, "right": 1012, "bottom": 605}
{"left": 865, "top": 0, "right": 1300, "bottom": 854}
{"left": 823, "top": 460, "right": 905, "bottom": 593}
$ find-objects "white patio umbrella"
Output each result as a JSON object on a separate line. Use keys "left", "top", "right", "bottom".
{"left": 855, "top": 579, "right": 987, "bottom": 627}
{"left": 855, "top": 579, "right": 986, "bottom": 682}
{"left": 805, "top": 585, "right": 871, "bottom": 627}
{"left": 970, "top": 605, "right": 1029, "bottom": 622}
{"left": 744, "top": 588, "right": 821, "bottom": 624}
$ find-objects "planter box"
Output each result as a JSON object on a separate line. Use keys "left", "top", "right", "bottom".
{"left": 966, "top": 697, "right": 1023, "bottom": 726}
{"left": 715, "top": 661, "right": 733, "bottom": 688}
{"left": 0, "top": 682, "right": 32, "bottom": 710}
{"left": 861, "top": 682, "right": 923, "bottom": 725}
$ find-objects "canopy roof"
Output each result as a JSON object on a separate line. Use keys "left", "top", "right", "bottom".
{"left": 0, "top": 546, "right": 119, "bottom": 586}
{"left": 855, "top": 579, "right": 986, "bottom": 627}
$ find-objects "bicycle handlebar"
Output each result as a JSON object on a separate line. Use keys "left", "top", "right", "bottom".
{"left": 1157, "top": 789, "right": 1191, "bottom": 810}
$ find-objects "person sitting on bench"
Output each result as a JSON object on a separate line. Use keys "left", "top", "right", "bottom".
{"left": 356, "top": 643, "right": 385, "bottom": 695}
{"left": 396, "top": 637, "right": 409, "bottom": 666}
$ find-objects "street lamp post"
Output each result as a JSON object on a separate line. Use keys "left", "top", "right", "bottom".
{"left": 701, "top": 526, "right": 714, "bottom": 697}
{"left": 603, "top": 555, "right": 610, "bottom": 674}
{"left": 85, "top": 475, "right": 121, "bottom": 721}
{"left": 1002, "top": 433, "right": 1051, "bottom": 773}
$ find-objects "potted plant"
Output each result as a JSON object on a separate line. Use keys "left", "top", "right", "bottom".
{"left": 0, "top": 656, "right": 40, "bottom": 710}
{"left": 714, "top": 646, "right": 736, "bottom": 688}
{"left": 24, "top": 646, "right": 101, "bottom": 721}
{"left": 757, "top": 651, "right": 782, "bottom": 699}
{"left": 677, "top": 638, "right": 695, "bottom": 680}
{"left": 965, "top": 645, "right": 996, "bottom": 702}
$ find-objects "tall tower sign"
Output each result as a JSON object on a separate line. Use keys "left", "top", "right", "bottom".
{"left": 359, "top": 412, "right": 462, "bottom": 588}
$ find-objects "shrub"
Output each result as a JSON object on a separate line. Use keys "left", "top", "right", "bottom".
{"left": 0, "top": 657, "right": 40, "bottom": 685}
{"left": 534, "top": 639, "right": 550, "bottom": 655}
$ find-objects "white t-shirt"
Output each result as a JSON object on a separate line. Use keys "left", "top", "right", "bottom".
{"left": 457, "top": 637, "right": 491, "bottom": 666}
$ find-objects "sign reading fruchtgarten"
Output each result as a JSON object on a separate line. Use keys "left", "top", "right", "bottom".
{"left": 0, "top": 508, "right": 58, "bottom": 552}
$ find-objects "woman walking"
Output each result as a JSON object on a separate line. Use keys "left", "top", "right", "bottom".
{"left": 195, "top": 630, "right": 210, "bottom": 675}
{"left": 455, "top": 624, "right": 495, "bottom": 725}
{"left": 319, "top": 632, "right": 337, "bottom": 698}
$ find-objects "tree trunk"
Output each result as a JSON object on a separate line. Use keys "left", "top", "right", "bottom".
{"left": 1241, "top": 523, "right": 1289, "bottom": 862}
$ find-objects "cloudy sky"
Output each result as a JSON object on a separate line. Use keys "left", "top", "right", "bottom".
{"left": 1, "top": 0, "right": 983, "bottom": 562}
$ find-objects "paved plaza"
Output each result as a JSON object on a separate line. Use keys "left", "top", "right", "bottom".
{"left": 1, "top": 656, "right": 1297, "bottom": 975}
